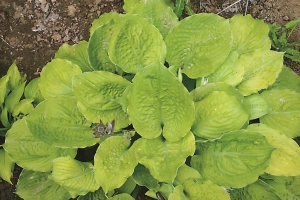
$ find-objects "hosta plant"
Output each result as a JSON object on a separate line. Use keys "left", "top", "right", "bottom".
{"left": 1, "top": 0, "right": 300, "bottom": 199}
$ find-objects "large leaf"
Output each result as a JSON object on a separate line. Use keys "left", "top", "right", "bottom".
{"left": 237, "top": 49, "right": 283, "bottom": 96}
{"left": 4, "top": 119, "right": 76, "bottom": 172}
{"left": 183, "top": 178, "right": 231, "bottom": 200}
{"left": 55, "top": 41, "right": 93, "bottom": 72}
{"left": 132, "top": 164, "right": 160, "bottom": 190}
{"left": 229, "top": 179, "right": 280, "bottom": 200}
{"left": 88, "top": 20, "right": 120, "bottom": 73}
{"left": 73, "top": 71, "right": 131, "bottom": 130}
{"left": 200, "top": 51, "right": 244, "bottom": 87}
{"left": 130, "top": 0, "right": 178, "bottom": 38}
{"left": 248, "top": 124, "right": 300, "bottom": 176}
{"left": 191, "top": 130, "right": 275, "bottom": 188}
{"left": 174, "top": 164, "right": 202, "bottom": 186}
{"left": 109, "top": 193, "right": 134, "bottom": 200}
{"left": 0, "top": 149, "right": 14, "bottom": 184}
{"left": 260, "top": 89, "right": 300, "bottom": 138}
{"left": 230, "top": 14, "right": 271, "bottom": 54}
{"left": 108, "top": 14, "right": 166, "bottom": 74}
{"left": 270, "top": 65, "right": 300, "bottom": 93}
{"left": 165, "top": 13, "right": 232, "bottom": 78}
{"left": 132, "top": 132, "right": 195, "bottom": 183}
{"left": 90, "top": 12, "right": 120, "bottom": 36}
{"left": 191, "top": 83, "right": 249, "bottom": 139}
{"left": 94, "top": 136, "right": 138, "bottom": 193}
{"left": 128, "top": 63, "right": 195, "bottom": 141}
{"left": 50, "top": 157, "right": 99, "bottom": 198}
{"left": 39, "top": 58, "right": 82, "bottom": 99}
{"left": 16, "top": 170, "right": 71, "bottom": 200}
{"left": 26, "top": 96, "right": 99, "bottom": 148}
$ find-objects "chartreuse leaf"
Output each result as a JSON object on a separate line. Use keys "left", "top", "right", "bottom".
{"left": 55, "top": 40, "right": 93, "bottom": 72}
{"left": 132, "top": 164, "right": 160, "bottom": 190}
{"left": 0, "top": 149, "right": 14, "bottom": 184}
{"left": 229, "top": 179, "right": 280, "bottom": 200}
{"left": 165, "top": 13, "right": 232, "bottom": 78}
{"left": 123, "top": 0, "right": 140, "bottom": 13}
{"left": 191, "top": 130, "right": 275, "bottom": 188}
{"left": 132, "top": 132, "right": 195, "bottom": 183}
{"left": 118, "top": 176, "right": 136, "bottom": 195}
{"left": 108, "top": 193, "right": 134, "bottom": 200}
{"left": 0, "top": 107, "right": 10, "bottom": 128}
{"left": 174, "top": 164, "right": 202, "bottom": 186}
{"left": 39, "top": 58, "right": 82, "bottom": 99}
{"left": 127, "top": 62, "right": 195, "bottom": 141}
{"left": 183, "top": 178, "right": 230, "bottom": 200}
{"left": 230, "top": 14, "right": 271, "bottom": 54}
{"left": 237, "top": 49, "right": 283, "bottom": 96}
{"left": 270, "top": 65, "right": 300, "bottom": 93}
{"left": 168, "top": 185, "right": 188, "bottom": 200}
{"left": 130, "top": 0, "right": 178, "bottom": 38}
{"left": 16, "top": 169, "right": 71, "bottom": 200}
{"left": 146, "top": 183, "right": 173, "bottom": 199}
{"left": 24, "top": 77, "right": 44, "bottom": 105}
{"left": 11, "top": 99, "right": 34, "bottom": 117}
{"left": 260, "top": 89, "right": 300, "bottom": 138}
{"left": 3, "top": 119, "right": 76, "bottom": 172}
{"left": 73, "top": 71, "right": 131, "bottom": 130}
{"left": 5, "top": 81, "right": 26, "bottom": 113}
{"left": 245, "top": 93, "right": 270, "bottom": 120}
{"left": 108, "top": 14, "right": 166, "bottom": 74}
{"left": 248, "top": 123, "right": 300, "bottom": 176}
{"left": 94, "top": 136, "right": 138, "bottom": 193}
{"left": 90, "top": 12, "right": 119, "bottom": 36}
{"left": 191, "top": 83, "right": 249, "bottom": 139}
{"left": 78, "top": 187, "right": 107, "bottom": 200}
{"left": 6, "top": 62, "right": 21, "bottom": 90}
{"left": 200, "top": 51, "right": 244, "bottom": 87}
{"left": 26, "top": 96, "right": 99, "bottom": 148}
{"left": 0, "top": 75, "right": 9, "bottom": 105}
{"left": 50, "top": 156, "right": 99, "bottom": 198}
{"left": 88, "top": 20, "right": 120, "bottom": 73}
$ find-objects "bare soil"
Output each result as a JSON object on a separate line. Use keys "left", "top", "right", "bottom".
{"left": 0, "top": 0, "right": 299, "bottom": 199}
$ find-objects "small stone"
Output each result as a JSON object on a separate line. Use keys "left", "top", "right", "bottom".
{"left": 283, "top": 15, "right": 289, "bottom": 21}
{"left": 67, "top": 5, "right": 76, "bottom": 17}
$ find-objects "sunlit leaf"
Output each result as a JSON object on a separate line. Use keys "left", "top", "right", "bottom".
{"left": 5, "top": 81, "right": 26, "bottom": 113}
{"left": 4, "top": 119, "right": 76, "bottom": 172}
{"left": 165, "top": 13, "right": 232, "bottom": 78}
{"left": 26, "top": 96, "right": 99, "bottom": 148}
{"left": 6, "top": 62, "right": 21, "bottom": 90}
{"left": 39, "top": 58, "right": 82, "bottom": 99}
{"left": 108, "top": 193, "right": 134, "bottom": 200}
{"left": 50, "top": 157, "right": 99, "bottom": 198}
{"left": 24, "top": 77, "right": 44, "bottom": 105}
{"left": 16, "top": 170, "right": 71, "bottom": 200}
{"left": 94, "top": 136, "right": 138, "bottom": 193}
{"left": 0, "top": 75, "right": 9, "bottom": 105}
{"left": 0, "top": 149, "right": 14, "bottom": 184}
{"left": 191, "top": 130, "right": 275, "bottom": 188}
{"left": 73, "top": 71, "right": 131, "bottom": 130}
{"left": 128, "top": 62, "right": 195, "bottom": 141}
{"left": 245, "top": 94, "right": 270, "bottom": 120}
{"left": 132, "top": 132, "right": 195, "bottom": 183}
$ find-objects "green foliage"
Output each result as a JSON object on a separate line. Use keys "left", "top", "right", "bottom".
{"left": 269, "top": 16, "right": 300, "bottom": 62}
{"left": 1, "top": 2, "right": 300, "bottom": 200}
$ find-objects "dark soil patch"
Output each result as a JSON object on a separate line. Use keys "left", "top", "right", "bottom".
{"left": 0, "top": 0, "right": 299, "bottom": 199}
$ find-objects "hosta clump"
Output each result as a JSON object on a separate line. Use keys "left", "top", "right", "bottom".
{"left": 1, "top": 0, "right": 300, "bottom": 199}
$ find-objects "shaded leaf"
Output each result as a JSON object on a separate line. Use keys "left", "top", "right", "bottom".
{"left": 0, "top": 149, "right": 14, "bottom": 184}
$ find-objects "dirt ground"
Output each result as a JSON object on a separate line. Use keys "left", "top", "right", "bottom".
{"left": 0, "top": 0, "right": 299, "bottom": 199}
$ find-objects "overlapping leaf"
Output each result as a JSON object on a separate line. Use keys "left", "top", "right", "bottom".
{"left": 50, "top": 157, "right": 99, "bottom": 197}
{"left": 0, "top": 149, "right": 14, "bottom": 184}
{"left": 245, "top": 94, "right": 270, "bottom": 120}
{"left": 165, "top": 13, "right": 232, "bottom": 78}
{"left": 4, "top": 119, "right": 77, "bottom": 172}
{"left": 127, "top": 62, "right": 195, "bottom": 141}
{"left": 248, "top": 124, "right": 300, "bottom": 176}
{"left": 94, "top": 136, "right": 137, "bottom": 193}
{"left": 73, "top": 71, "right": 131, "bottom": 130}
{"left": 26, "top": 96, "right": 99, "bottom": 148}
{"left": 260, "top": 89, "right": 300, "bottom": 138}
{"left": 16, "top": 170, "right": 71, "bottom": 200}
{"left": 39, "top": 58, "right": 82, "bottom": 99}
{"left": 108, "top": 14, "right": 166, "bottom": 73}
{"left": 191, "top": 130, "right": 275, "bottom": 188}
{"left": 132, "top": 132, "right": 195, "bottom": 183}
